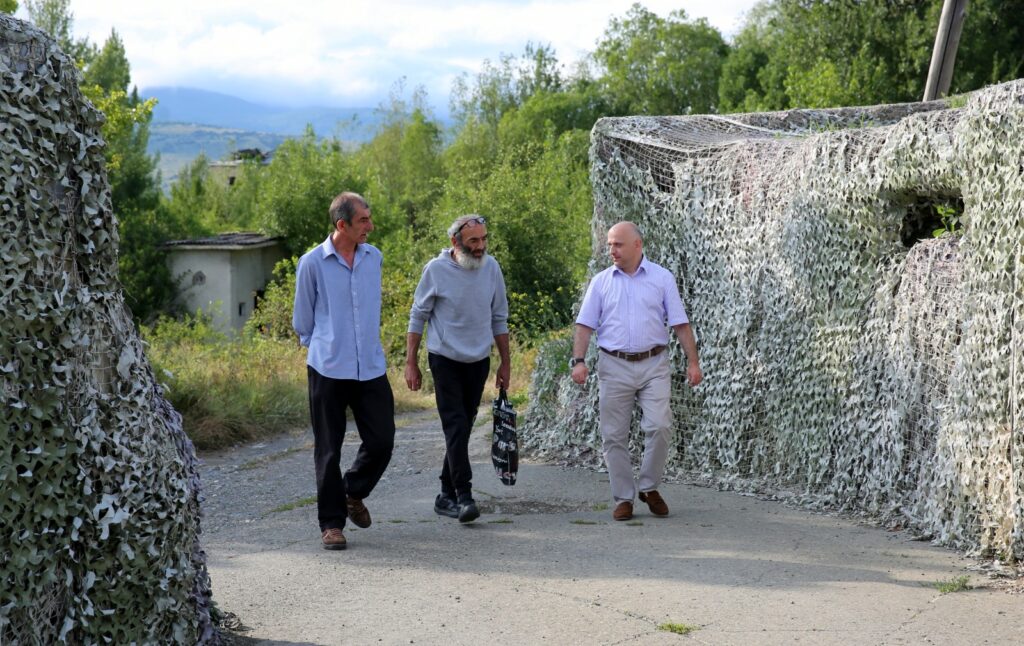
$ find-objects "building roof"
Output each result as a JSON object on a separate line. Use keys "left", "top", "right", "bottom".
{"left": 209, "top": 148, "right": 272, "bottom": 167}
{"left": 162, "top": 232, "right": 282, "bottom": 251}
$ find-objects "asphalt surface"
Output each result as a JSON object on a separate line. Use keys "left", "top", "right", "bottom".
{"left": 201, "top": 411, "right": 1024, "bottom": 646}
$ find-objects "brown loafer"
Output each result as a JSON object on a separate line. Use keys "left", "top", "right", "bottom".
{"left": 612, "top": 501, "right": 633, "bottom": 521}
{"left": 321, "top": 527, "right": 347, "bottom": 550}
{"left": 639, "top": 490, "right": 669, "bottom": 517}
{"left": 347, "top": 496, "right": 371, "bottom": 528}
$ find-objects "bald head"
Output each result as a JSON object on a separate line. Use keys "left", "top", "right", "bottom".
{"left": 606, "top": 221, "right": 644, "bottom": 273}
{"left": 608, "top": 221, "right": 642, "bottom": 242}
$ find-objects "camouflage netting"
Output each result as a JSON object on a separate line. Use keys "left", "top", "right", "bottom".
{"left": 525, "top": 80, "right": 1024, "bottom": 561}
{"left": 0, "top": 15, "right": 216, "bottom": 644}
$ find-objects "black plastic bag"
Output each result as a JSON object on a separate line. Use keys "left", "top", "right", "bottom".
{"left": 491, "top": 388, "right": 518, "bottom": 485}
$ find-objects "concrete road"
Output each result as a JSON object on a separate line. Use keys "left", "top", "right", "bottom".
{"left": 201, "top": 412, "right": 1023, "bottom": 646}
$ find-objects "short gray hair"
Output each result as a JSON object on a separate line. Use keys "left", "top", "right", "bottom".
{"left": 447, "top": 214, "right": 486, "bottom": 242}
{"left": 329, "top": 192, "right": 369, "bottom": 226}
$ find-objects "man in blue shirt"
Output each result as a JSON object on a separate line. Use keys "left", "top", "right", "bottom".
{"left": 293, "top": 192, "right": 395, "bottom": 550}
{"left": 571, "top": 221, "right": 702, "bottom": 521}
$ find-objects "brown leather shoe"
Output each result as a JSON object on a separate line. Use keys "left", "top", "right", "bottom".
{"left": 321, "top": 528, "right": 347, "bottom": 550}
{"left": 639, "top": 490, "right": 669, "bottom": 517}
{"left": 612, "top": 501, "right": 633, "bottom": 521}
{"left": 346, "top": 496, "right": 371, "bottom": 528}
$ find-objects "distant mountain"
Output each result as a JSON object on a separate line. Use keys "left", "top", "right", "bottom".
{"left": 143, "top": 86, "right": 381, "bottom": 139}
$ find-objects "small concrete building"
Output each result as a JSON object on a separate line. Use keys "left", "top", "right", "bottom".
{"left": 163, "top": 232, "right": 286, "bottom": 333}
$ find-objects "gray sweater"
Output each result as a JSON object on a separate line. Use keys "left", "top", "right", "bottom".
{"left": 408, "top": 249, "right": 509, "bottom": 363}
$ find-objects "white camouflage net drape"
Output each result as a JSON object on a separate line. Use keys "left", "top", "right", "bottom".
{"left": 525, "top": 80, "right": 1024, "bottom": 561}
{"left": 0, "top": 15, "right": 216, "bottom": 644}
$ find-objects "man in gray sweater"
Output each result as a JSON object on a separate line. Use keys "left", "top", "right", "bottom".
{"left": 405, "top": 215, "right": 511, "bottom": 523}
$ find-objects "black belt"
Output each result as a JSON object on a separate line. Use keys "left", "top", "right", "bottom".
{"left": 600, "top": 345, "right": 666, "bottom": 362}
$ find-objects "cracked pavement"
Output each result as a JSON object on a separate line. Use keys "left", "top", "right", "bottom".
{"left": 202, "top": 411, "right": 1024, "bottom": 645}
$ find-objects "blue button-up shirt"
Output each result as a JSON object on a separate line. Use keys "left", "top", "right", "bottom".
{"left": 576, "top": 255, "right": 688, "bottom": 353}
{"left": 292, "top": 237, "right": 387, "bottom": 380}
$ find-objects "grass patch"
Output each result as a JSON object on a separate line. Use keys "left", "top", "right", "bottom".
{"left": 934, "top": 575, "right": 971, "bottom": 593}
{"left": 487, "top": 518, "right": 513, "bottom": 524}
{"left": 143, "top": 315, "right": 309, "bottom": 451}
{"left": 389, "top": 366, "right": 438, "bottom": 414}
{"left": 571, "top": 519, "right": 600, "bottom": 525}
{"left": 625, "top": 520, "right": 644, "bottom": 526}
{"left": 142, "top": 312, "right": 437, "bottom": 451}
{"left": 143, "top": 312, "right": 536, "bottom": 451}
{"left": 592, "top": 502, "right": 609, "bottom": 511}
{"left": 394, "top": 411, "right": 438, "bottom": 429}
{"left": 269, "top": 496, "right": 316, "bottom": 514}
{"left": 657, "top": 622, "right": 698, "bottom": 635}
{"left": 238, "top": 445, "right": 306, "bottom": 470}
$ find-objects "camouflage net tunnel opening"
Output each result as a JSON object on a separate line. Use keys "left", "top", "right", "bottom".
{"left": 0, "top": 16, "right": 215, "bottom": 644}
{"left": 524, "top": 80, "right": 1024, "bottom": 561}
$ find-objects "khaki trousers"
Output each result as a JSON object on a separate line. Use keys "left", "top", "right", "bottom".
{"left": 597, "top": 351, "right": 672, "bottom": 503}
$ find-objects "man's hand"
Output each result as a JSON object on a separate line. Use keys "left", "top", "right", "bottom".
{"left": 405, "top": 362, "right": 422, "bottom": 391}
{"left": 495, "top": 361, "right": 510, "bottom": 390}
{"left": 405, "top": 332, "right": 424, "bottom": 391}
{"left": 571, "top": 363, "right": 588, "bottom": 385}
{"left": 686, "top": 363, "right": 703, "bottom": 387}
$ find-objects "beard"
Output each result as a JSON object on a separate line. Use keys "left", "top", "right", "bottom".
{"left": 454, "top": 245, "right": 486, "bottom": 270}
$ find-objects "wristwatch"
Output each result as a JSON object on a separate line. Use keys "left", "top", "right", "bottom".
{"left": 569, "top": 357, "right": 586, "bottom": 369}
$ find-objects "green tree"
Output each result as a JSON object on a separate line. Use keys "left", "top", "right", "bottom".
{"left": 355, "top": 84, "right": 445, "bottom": 236}
{"left": 443, "top": 43, "right": 580, "bottom": 231}
{"left": 451, "top": 42, "right": 563, "bottom": 132}
{"left": 1, "top": 1, "right": 18, "bottom": 15}
{"left": 82, "top": 28, "right": 130, "bottom": 92}
{"left": 593, "top": 3, "right": 728, "bottom": 115}
{"left": 164, "top": 155, "right": 221, "bottom": 234}
{"left": 436, "top": 128, "right": 592, "bottom": 334}
{"left": 717, "top": 1, "right": 776, "bottom": 113}
{"left": 80, "top": 28, "right": 175, "bottom": 321}
{"left": 950, "top": 0, "right": 1024, "bottom": 93}
{"left": 165, "top": 153, "right": 264, "bottom": 235}
{"left": 497, "top": 84, "right": 611, "bottom": 152}
{"left": 256, "top": 127, "right": 367, "bottom": 256}
{"left": 395, "top": 109, "right": 443, "bottom": 228}
{"left": 717, "top": 0, "right": 1024, "bottom": 112}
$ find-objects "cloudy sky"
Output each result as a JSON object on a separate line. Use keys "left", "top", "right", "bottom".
{"left": 24, "top": 0, "right": 760, "bottom": 110}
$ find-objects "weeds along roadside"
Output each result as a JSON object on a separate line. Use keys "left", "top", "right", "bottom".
{"left": 141, "top": 310, "right": 546, "bottom": 451}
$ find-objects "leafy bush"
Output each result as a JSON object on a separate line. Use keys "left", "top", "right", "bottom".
{"left": 244, "top": 257, "right": 299, "bottom": 341}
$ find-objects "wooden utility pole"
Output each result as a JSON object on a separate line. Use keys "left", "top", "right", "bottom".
{"left": 924, "top": 0, "right": 970, "bottom": 101}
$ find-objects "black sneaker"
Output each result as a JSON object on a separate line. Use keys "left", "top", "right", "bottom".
{"left": 434, "top": 494, "right": 459, "bottom": 519}
{"left": 457, "top": 497, "right": 480, "bottom": 524}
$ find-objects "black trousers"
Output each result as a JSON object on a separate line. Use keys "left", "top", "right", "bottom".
{"left": 428, "top": 353, "right": 489, "bottom": 499}
{"left": 307, "top": 367, "right": 395, "bottom": 531}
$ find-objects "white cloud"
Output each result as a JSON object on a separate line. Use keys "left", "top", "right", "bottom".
{"left": 44, "top": 0, "right": 758, "bottom": 108}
